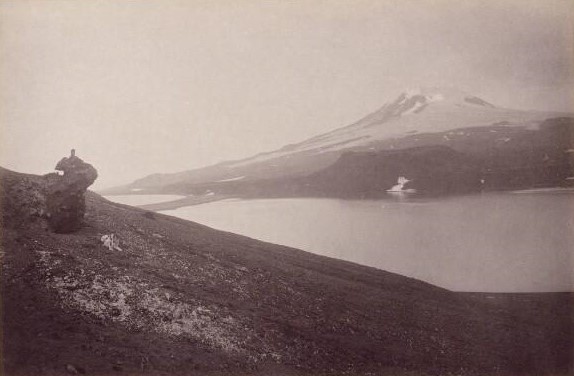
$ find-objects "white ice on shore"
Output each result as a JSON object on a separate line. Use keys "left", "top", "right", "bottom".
{"left": 387, "top": 176, "right": 416, "bottom": 193}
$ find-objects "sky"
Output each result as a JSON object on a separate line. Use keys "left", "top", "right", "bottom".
{"left": 1, "top": 0, "right": 573, "bottom": 189}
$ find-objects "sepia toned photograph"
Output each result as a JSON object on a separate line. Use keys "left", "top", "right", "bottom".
{"left": 1, "top": 1, "right": 573, "bottom": 375}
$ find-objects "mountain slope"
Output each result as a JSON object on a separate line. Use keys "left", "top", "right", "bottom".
{"left": 2, "top": 167, "right": 573, "bottom": 375}
{"left": 116, "top": 118, "right": 574, "bottom": 200}
{"left": 222, "top": 87, "right": 546, "bottom": 168}
{"left": 109, "top": 87, "right": 571, "bottom": 195}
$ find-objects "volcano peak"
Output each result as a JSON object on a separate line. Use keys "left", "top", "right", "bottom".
{"left": 399, "top": 86, "right": 495, "bottom": 108}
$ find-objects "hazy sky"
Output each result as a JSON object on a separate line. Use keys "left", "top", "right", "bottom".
{"left": 1, "top": 0, "right": 573, "bottom": 189}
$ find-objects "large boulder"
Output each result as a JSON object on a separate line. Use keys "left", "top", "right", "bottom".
{"left": 46, "top": 150, "right": 97, "bottom": 233}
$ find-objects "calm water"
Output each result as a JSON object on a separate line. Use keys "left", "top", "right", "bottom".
{"left": 159, "top": 192, "right": 574, "bottom": 293}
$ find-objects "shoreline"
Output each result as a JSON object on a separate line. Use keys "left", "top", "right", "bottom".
{"left": 106, "top": 185, "right": 574, "bottom": 212}
{"left": 109, "top": 185, "right": 574, "bottom": 212}
{"left": 135, "top": 194, "right": 232, "bottom": 211}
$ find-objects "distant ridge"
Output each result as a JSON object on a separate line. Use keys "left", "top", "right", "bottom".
{"left": 104, "top": 87, "right": 573, "bottom": 197}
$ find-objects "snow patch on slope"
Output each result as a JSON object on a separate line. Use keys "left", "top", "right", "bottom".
{"left": 215, "top": 176, "right": 246, "bottom": 182}
{"left": 402, "top": 101, "right": 427, "bottom": 115}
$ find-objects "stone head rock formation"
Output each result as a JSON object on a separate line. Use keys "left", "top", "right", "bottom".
{"left": 46, "top": 149, "right": 98, "bottom": 233}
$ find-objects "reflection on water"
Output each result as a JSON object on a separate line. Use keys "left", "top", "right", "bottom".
{"left": 159, "top": 192, "right": 573, "bottom": 293}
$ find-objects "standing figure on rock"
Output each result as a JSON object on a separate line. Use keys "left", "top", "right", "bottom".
{"left": 46, "top": 149, "right": 98, "bottom": 233}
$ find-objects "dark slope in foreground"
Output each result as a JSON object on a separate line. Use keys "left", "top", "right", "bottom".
{"left": 2, "top": 167, "right": 573, "bottom": 376}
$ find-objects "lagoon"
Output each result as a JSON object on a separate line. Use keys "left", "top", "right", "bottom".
{"left": 158, "top": 192, "right": 573, "bottom": 293}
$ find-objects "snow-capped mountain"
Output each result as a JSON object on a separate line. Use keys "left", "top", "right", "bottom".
{"left": 112, "top": 87, "right": 571, "bottom": 194}
{"left": 227, "top": 87, "right": 550, "bottom": 168}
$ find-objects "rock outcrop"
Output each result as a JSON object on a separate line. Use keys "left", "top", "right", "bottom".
{"left": 46, "top": 150, "right": 97, "bottom": 233}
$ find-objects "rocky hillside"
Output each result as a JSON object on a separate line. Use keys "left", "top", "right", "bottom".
{"left": 2, "top": 167, "right": 573, "bottom": 375}
{"left": 304, "top": 146, "right": 481, "bottom": 197}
